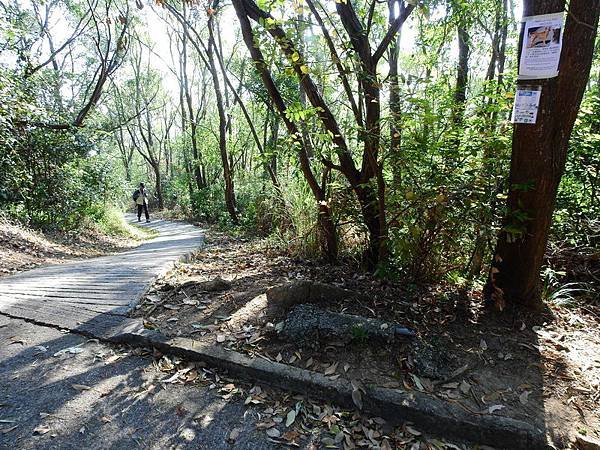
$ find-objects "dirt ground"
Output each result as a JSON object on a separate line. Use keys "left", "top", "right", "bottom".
{"left": 0, "top": 220, "right": 141, "bottom": 276}
{"left": 134, "top": 229, "right": 600, "bottom": 449}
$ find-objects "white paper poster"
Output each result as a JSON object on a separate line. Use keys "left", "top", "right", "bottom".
{"left": 518, "top": 12, "right": 564, "bottom": 79}
{"left": 511, "top": 87, "right": 542, "bottom": 124}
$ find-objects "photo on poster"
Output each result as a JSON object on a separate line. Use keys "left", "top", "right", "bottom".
{"left": 518, "top": 12, "right": 564, "bottom": 80}
{"left": 526, "top": 25, "right": 561, "bottom": 48}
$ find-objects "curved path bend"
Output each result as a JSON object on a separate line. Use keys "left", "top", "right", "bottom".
{"left": 0, "top": 216, "right": 204, "bottom": 338}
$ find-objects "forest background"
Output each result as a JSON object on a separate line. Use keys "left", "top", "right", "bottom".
{"left": 0, "top": 0, "right": 598, "bottom": 311}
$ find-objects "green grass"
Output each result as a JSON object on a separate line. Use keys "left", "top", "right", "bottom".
{"left": 93, "top": 207, "right": 157, "bottom": 240}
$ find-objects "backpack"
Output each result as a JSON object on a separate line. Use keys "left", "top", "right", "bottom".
{"left": 132, "top": 190, "right": 140, "bottom": 201}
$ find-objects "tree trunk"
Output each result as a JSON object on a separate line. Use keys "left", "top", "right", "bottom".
{"left": 388, "top": 0, "right": 403, "bottom": 185}
{"left": 153, "top": 163, "right": 164, "bottom": 210}
{"left": 207, "top": 4, "right": 238, "bottom": 224}
{"left": 452, "top": 24, "right": 470, "bottom": 124}
{"left": 484, "top": 0, "right": 599, "bottom": 310}
{"left": 180, "top": 3, "right": 206, "bottom": 191}
{"left": 232, "top": 0, "right": 338, "bottom": 260}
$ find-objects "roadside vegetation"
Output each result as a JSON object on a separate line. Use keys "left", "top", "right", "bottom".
{"left": 0, "top": 0, "right": 599, "bottom": 446}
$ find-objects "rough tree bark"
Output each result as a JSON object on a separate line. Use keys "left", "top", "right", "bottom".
{"left": 485, "top": 0, "right": 600, "bottom": 310}
{"left": 452, "top": 20, "right": 470, "bottom": 124}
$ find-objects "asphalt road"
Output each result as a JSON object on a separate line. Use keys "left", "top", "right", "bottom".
{"left": 0, "top": 315, "right": 281, "bottom": 450}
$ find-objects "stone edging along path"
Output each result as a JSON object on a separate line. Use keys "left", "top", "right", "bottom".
{"left": 0, "top": 216, "right": 549, "bottom": 450}
{"left": 107, "top": 322, "right": 549, "bottom": 450}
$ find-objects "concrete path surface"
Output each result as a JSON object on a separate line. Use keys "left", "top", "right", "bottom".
{"left": 0, "top": 216, "right": 204, "bottom": 338}
{"left": 0, "top": 218, "right": 284, "bottom": 449}
{"left": 0, "top": 315, "right": 278, "bottom": 450}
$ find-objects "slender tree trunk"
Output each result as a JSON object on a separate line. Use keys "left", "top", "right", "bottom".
{"left": 452, "top": 24, "right": 470, "bottom": 124}
{"left": 153, "top": 163, "right": 164, "bottom": 210}
{"left": 388, "top": 0, "right": 403, "bottom": 183}
{"left": 468, "top": 0, "right": 510, "bottom": 278}
{"left": 232, "top": 0, "right": 337, "bottom": 260}
{"left": 207, "top": 3, "right": 238, "bottom": 223}
{"left": 490, "top": 0, "right": 509, "bottom": 126}
{"left": 177, "top": 66, "right": 196, "bottom": 205}
{"left": 484, "top": 0, "right": 599, "bottom": 310}
{"left": 496, "top": 0, "right": 508, "bottom": 88}
{"left": 180, "top": 3, "right": 206, "bottom": 191}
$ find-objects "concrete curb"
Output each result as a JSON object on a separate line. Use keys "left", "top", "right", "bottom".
{"left": 107, "top": 320, "right": 551, "bottom": 450}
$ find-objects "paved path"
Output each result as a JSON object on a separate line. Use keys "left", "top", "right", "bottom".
{"left": 0, "top": 219, "right": 281, "bottom": 449}
{"left": 0, "top": 216, "right": 203, "bottom": 338}
{"left": 0, "top": 315, "right": 279, "bottom": 450}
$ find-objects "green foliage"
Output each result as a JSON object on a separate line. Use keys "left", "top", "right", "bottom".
{"left": 350, "top": 324, "right": 369, "bottom": 344}
{"left": 1, "top": 0, "right": 597, "bottom": 302}
{"left": 92, "top": 205, "right": 155, "bottom": 240}
{"left": 540, "top": 267, "right": 594, "bottom": 308}
{"left": 554, "top": 87, "right": 600, "bottom": 246}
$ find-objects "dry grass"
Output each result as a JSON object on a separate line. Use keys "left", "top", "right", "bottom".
{"left": 0, "top": 218, "right": 143, "bottom": 276}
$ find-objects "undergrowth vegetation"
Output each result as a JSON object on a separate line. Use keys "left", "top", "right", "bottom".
{"left": 0, "top": 0, "right": 598, "bottom": 310}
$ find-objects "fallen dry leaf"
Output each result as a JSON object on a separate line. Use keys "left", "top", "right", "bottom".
{"left": 519, "top": 391, "right": 530, "bottom": 405}
{"left": 33, "top": 425, "right": 51, "bottom": 435}
{"left": 266, "top": 427, "right": 281, "bottom": 438}
{"left": 405, "top": 425, "right": 422, "bottom": 436}
{"left": 228, "top": 427, "right": 242, "bottom": 442}
{"left": 459, "top": 380, "right": 471, "bottom": 395}
{"left": 324, "top": 362, "right": 338, "bottom": 376}
{"left": 285, "top": 409, "right": 296, "bottom": 427}
{"left": 282, "top": 430, "right": 300, "bottom": 442}
{"left": 352, "top": 388, "right": 363, "bottom": 410}
{"left": 480, "top": 339, "right": 488, "bottom": 351}
{"left": 488, "top": 404, "right": 505, "bottom": 414}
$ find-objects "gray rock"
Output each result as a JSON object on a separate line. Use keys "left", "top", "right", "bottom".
{"left": 409, "top": 338, "right": 461, "bottom": 380}
{"left": 266, "top": 281, "right": 355, "bottom": 310}
{"left": 180, "top": 276, "right": 232, "bottom": 292}
{"left": 280, "top": 304, "right": 414, "bottom": 345}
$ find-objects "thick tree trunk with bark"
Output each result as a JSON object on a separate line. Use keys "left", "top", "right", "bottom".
{"left": 485, "top": 0, "right": 599, "bottom": 310}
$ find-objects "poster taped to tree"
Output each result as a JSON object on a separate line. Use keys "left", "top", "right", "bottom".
{"left": 511, "top": 86, "right": 542, "bottom": 124}
{"left": 518, "top": 12, "right": 564, "bottom": 79}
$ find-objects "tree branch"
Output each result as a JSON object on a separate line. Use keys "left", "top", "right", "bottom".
{"left": 373, "top": 2, "right": 414, "bottom": 63}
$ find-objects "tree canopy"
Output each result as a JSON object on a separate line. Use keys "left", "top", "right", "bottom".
{"left": 1, "top": 0, "right": 598, "bottom": 310}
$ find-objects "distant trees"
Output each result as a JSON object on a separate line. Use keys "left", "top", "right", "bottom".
{"left": 1, "top": 0, "right": 598, "bottom": 311}
{"left": 0, "top": 0, "right": 131, "bottom": 228}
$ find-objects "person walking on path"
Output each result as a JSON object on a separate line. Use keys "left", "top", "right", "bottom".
{"left": 133, "top": 183, "right": 150, "bottom": 223}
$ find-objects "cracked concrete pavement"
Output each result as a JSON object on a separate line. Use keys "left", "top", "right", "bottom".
{"left": 0, "top": 315, "right": 279, "bottom": 450}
